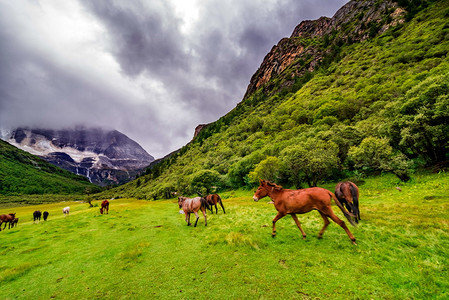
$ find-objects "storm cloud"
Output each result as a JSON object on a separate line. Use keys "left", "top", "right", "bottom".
{"left": 0, "top": 0, "right": 347, "bottom": 158}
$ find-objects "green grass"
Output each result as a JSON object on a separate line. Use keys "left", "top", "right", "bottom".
{"left": 1, "top": 172, "right": 448, "bottom": 299}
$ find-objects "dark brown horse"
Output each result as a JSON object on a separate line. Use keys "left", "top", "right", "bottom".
{"left": 10, "top": 218, "right": 18, "bottom": 228}
{"left": 33, "top": 211, "right": 42, "bottom": 223}
{"left": 205, "top": 194, "right": 226, "bottom": 214}
{"left": 43, "top": 211, "right": 49, "bottom": 221}
{"left": 178, "top": 196, "right": 210, "bottom": 227}
{"left": 100, "top": 200, "right": 109, "bottom": 214}
{"left": 253, "top": 180, "right": 357, "bottom": 244}
{"left": 0, "top": 213, "right": 16, "bottom": 231}
{"left": 335, "top": 181, "right": 360, "bottom": 223}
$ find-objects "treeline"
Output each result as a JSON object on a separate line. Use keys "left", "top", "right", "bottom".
{"left": 101, "top": 0, "right": 449, "bottom": 200}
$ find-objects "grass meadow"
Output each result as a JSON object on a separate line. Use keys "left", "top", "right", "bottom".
{"left": 1, "top": 172, "right": 448, "bottom": 299}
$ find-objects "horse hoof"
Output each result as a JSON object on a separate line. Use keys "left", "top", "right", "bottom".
{"left": 352, "top": 240, "right": 357, "bottom": 245}
{"left": 302, "top": 236, "right": 307, "bottom": 240}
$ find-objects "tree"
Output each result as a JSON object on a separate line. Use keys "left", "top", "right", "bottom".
{"left": 190, "top": 169, "right": 222, "bottom": 195}
{"left": 248, "top": 156, "right": 282, "bottom": 184}
{"left": 348, "top": 137, "right": 412, "bottom": 181}
{"left": 281, "top": 138, "right": 340, "bottom": 187}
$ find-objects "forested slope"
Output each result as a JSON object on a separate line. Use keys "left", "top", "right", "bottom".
{"left": 102, "top": 0, "right": 449, "bottom": 200}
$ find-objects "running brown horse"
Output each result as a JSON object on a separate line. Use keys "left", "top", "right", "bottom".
{"left": 100, "top": 200, "right": 109, "bottom": 214}
{"left": 335, "top": 181, "right": 360, "bottom": 223}
{"left": 0, "top": 213, "right": 16, "bottom": 231}
{"left": 253, "top": 180, "right": 357, "bottom": 245}
{"left": 178, "top": 196, "right": 210, "bottom": 227}
{"left": 205, "top": 194, "right": 226, "bottom": 214}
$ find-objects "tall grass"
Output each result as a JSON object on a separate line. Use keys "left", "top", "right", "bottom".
{"left": 1, "top": 172, "right": 448, "bottom": 299}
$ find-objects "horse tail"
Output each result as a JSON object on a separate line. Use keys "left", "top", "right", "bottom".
{"left": 217, "top": 195, "right": 226, "bottom": 214}
{"left": 200, "top": 197, "right": 210, "bottom": 211}
{"left": 349, "top": 182, "right": 360, "bottom": 221}
{"left": 330, "top": 191, "right": 357, "bottom": 227}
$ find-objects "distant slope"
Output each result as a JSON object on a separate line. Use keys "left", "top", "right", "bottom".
{"left": 100, "top": 0, "right": 449, "bottom": 200}
{"left": 3, "top": 127, "right": 154, "bottom": 186}
{"left": 0, "top": 139, "right": 99, "bottom": 196}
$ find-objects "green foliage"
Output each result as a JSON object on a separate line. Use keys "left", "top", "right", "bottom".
{"left": 348, "top": 137, "right": 412, "bottom": 181}
{"left": 248, "top": 156, "right": 283, "bottom": 184}
{"left": 189, "top": 169, "right": 223, "bottom": 195}
{"left": 281, "top": 138, "right": 340, "bottom": 187}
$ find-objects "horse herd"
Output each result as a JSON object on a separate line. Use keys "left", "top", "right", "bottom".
{"left": 179, "top": 180, "right": 360, "bottom": 245}
{"left": 2, "top": 181, "right": 360, "bottom": 245}
{"left": 0, "top": 199, "right": 111, "bottom": 232}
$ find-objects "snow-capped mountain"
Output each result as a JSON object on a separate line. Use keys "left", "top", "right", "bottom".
{"left": 3, "top": 127, "right": 154, "bottom": 186}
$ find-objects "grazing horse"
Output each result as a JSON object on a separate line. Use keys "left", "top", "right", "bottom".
{"left": 100, "top": 200, "right": 109, "bottom": 214}
{"left": 205, "top": 194, "right": 226, "bottom": 214}
{"left": 43, "top": 211, "right": 49, "bottom": 221}
{"left": 253, "top": 179, "right": 357, "bottom": 245}
{"left": 178, "top": 196, "right": 210, "bottom": 227}
{"left": 0, "top": 213, "right": 16, "bottom": 231}
{"left": 63, "top": 207, "right": 70, "bottom": 216}
{"left": 335, "top": 181, "right": 360, "bottom": 223}
{"left": 33, "top": 211, "right": 42, "bottom": 223}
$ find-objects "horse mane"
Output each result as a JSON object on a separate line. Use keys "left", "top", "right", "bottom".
{"left": 264, "top": 180, "right": 283, "bottom": 191}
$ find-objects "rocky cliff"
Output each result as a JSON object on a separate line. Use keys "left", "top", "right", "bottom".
{"left": 244, "top": 0, "right": 406, "bottom": 98}
{"left": 3, "top": 127, "right": 154, "bottom": 186}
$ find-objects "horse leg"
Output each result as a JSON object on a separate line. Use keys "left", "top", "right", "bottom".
{"left": 214, "top": 204, "right": 218, "bottom": 214}
{"left": 317, "top": 211, "right": 330, "bottom": 239}
{"left": 193, "top": 211, "right": 200, "bottom": 227}
{"left": 290, "top": 214, "right": 307, "bottom": 239}
{"left": 202, "top": 208, "right": 207, "bottom": 226}
{"left": 185, "top": 213, "right": 191, "bottom": 226}
{"left": 272, "top": 212, "right": 286, "bottom": 237}
{"left": 219, "top": 200, "right": 226, "bottom": 214}
{"left": 324, "top": 208, "right": 357, "bottom": 245}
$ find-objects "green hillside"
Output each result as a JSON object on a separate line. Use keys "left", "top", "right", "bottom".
{"left": 0, "top": 139, "right": 100, "bottom": 197}
{"left": 102, "top": 0, "right": 449, "bottom": 200}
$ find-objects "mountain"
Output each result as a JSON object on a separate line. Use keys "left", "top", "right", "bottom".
{"left": 99, "top": 0, "right": 448, "bottom": 200}
{"left": 2, "top": 127, "right": 154, "bottom": 186}
{"left": 0, "top": 139, "right": 98, "bottom": 196}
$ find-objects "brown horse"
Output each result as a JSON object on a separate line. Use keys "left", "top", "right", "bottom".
{"left": 205, "top": 194, "right": 226, "bottom": 214}
{"left": 100, "top": 200, "right": 109, "bottom": 214}
{"left": 253, "top": 180, "right": 357, "bottom": 245}
{"left": 178, "top": 196, "right": 210, "bottom": 227}
{"left": 10, "top": 218, "right": 19, "bottom": 229}
{"left": 335, "top": 181, "right": 360, "bottom": 223}
{"left": 0, "top": 213, "right": 16, "bottom": 231}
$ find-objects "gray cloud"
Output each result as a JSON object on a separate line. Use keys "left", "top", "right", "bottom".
{"left": 0, "top": 0, "right": 347, "bottom": 158}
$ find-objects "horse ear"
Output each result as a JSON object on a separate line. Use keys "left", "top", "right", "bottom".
{"left": 259, "top": 179, "right": 264, "bottom": 184}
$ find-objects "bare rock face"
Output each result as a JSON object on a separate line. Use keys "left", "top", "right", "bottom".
{"left": 3, "top": 127, "right": 154, "bottom": 186}
{"left": 244, "top": 0, "right": 406, "bottom": 99}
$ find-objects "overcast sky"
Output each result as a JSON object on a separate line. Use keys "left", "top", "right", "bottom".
{"left": 0, "top": 0, "right": 347, "bottom": 159}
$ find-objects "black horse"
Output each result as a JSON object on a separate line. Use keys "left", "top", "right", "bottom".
{"left": 43, "top": 211, "right": 49, "bottom": 221}
{"left": 33, "top": 211, "right": 42, "bottom": 223}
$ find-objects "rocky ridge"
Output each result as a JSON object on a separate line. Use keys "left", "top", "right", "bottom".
{"left": 244, "top": 0, "right": 406, "bottom": 98}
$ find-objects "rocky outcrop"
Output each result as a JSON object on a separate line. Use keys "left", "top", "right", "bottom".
{"left": 3, "top": 127, "right": 154, "bottom": 186}
{"left": 244, "top": 0, "right": 406, "bottom": 99}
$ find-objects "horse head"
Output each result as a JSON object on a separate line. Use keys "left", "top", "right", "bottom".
{"left": 178, "top": 197, "right": 186, "bottom": 209}
{"left": 253, "top": 179, "right": 269, "bottom": 201}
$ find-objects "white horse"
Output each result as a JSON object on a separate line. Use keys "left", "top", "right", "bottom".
{"left": 63, "top": 206, "right": 70, "bottom": 216}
